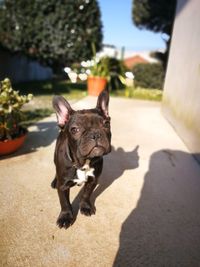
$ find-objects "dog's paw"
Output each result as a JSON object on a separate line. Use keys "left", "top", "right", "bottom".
{"left": 56, "top": 211, "right": 74, "bottom": 229}
{"left": 80, "top": 201, "right": 96, "bottom": 216}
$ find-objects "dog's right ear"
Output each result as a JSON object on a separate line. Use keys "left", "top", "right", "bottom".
{"left": 52, "top": 96, "right": 74, "bottom": 127}
{"left": 96, "top": 87, "right": 109, "bottom": 118}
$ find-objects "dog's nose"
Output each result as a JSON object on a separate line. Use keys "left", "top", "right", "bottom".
{"left": 90, "top": 131, "right": 101, "bottom": 140}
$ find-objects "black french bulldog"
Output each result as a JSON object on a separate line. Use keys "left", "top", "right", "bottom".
{"left": 51, "top": 88, "right": 111, "bottom": 229}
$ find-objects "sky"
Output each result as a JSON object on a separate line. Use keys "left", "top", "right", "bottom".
{"left": 98, "top": 0, "right": 166, "bottom": 52}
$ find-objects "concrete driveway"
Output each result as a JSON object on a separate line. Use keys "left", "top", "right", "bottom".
{"left": 1, "top": 96, "right": 200, "bottom": 267}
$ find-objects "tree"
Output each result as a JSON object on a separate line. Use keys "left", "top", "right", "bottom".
{"left": 132, "top": 0, "right": 177, "bottom": 69}
{"left": 0, "top": 0, "right": 103, "bottom": 72}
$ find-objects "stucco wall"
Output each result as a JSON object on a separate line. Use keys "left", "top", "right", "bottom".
{"left": 162, "top": 0, "right": 200, "bottom": 162}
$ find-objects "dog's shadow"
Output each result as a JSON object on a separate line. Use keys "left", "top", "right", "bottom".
{"left": 72, "top": 145, "right": 139, "bottom": 218}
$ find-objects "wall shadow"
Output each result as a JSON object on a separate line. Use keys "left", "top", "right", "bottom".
{"left": 72, "top": 146, "right": 140, "bottom": 217}
{"left": 113, "top": 149, "right": 200, "bottom": 266}
{"left": 0, "top": 121, "right": 58, "bottom": 160}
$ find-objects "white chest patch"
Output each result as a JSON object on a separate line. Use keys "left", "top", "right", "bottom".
{"left": 74, "top": 159, "right": 95, "bottom": 186}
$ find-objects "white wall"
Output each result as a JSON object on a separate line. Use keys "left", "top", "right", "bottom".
{"left": 162, "top": 0, "right": 200, "bottom": 162}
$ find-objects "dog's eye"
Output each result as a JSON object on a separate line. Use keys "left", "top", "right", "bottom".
{"left": 71, "top": 127, "right": 79, "bottom": 134}
{"left": 104, "top": 120, "right": 110, "bottom": 128}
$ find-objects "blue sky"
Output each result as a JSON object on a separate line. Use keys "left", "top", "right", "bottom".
{"left": 98, "top": 0, "right": 166, "bottom": 51}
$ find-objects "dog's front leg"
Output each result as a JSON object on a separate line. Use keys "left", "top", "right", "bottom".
{"left": 80, "top": 176, "right": 97, "bottom": 216}
{"left": 57, "top": 184, "right": 74, "bottom": 229}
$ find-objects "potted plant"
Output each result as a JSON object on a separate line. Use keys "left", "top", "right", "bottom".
{"left": 0, "top": 78, "right": 33, "bottom": 156}
{"left": 87, "top": 56, "right": 110, "bottom": 96}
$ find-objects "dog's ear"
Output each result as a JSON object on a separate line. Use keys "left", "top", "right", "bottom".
{"left": 52, "top": 96, "right": 74, "bottom": 127}
{"left": 96, "top": 88, "right": 109, "bottom": 118}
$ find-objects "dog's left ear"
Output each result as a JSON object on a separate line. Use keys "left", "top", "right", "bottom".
{"left": 52, "top": 96, "right": 74, "bottom": 127}
{"left": 96, "top": 88, "right": 109, "bottom": 118}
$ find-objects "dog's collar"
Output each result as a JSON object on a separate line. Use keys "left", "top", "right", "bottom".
{"left": 66, "top": 144, "right": 101, "bottom": 170}
{"left": 65, "top": 145, "right": 102, "bottom": 186}
{"left": 66, "top": 144, "right": 90, "bottom": 170}
{"left": 66, "top": 144, "right": 73, "bottom": 162}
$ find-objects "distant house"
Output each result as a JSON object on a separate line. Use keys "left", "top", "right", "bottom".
{"left": 123, "top": 55, "right": 149, "bottom": 69}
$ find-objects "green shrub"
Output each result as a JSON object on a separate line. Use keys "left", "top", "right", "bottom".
{"left": 132, "top": 63, "right": 165, "bottom": 89}
{"left": 114, "top": 87, "right": 163, "bottom": 101}
{"left": 107, "top": 57, "right": 127, "bottom": 90}
{"left": 90, "top": 57, "right": 110, "bottom": 78}
{"left": 130, "top": 87, "right": 162, "bottom": 101}
{"left": 0, "top": 78, "right": 33, "bottom": 140}
{"left": 90, "top": 56, "right": 126, "bottom": 90}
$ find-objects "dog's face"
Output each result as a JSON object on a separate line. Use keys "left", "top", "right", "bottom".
{"left": 67, "top": 110, "right": 111, "bottom": 159}
{"left": 53, "top": 89, "right": 111, "bottom": 162}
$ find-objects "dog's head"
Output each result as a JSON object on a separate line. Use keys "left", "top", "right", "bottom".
{"left": 53, "top": 89, "right": 111, "bottom": 162}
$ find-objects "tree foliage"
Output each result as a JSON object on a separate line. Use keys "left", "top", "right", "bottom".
{"left": 0, "top": 0, "right": 103, "bottom": 71}
{"left": 132, "top": 0, "right": 177, "bottom": 69}
{"left": 132, "top": 0, "right": 177, "bottom": 35}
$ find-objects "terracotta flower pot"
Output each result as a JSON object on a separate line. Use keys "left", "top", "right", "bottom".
{"left": 0, "top": 132, "right": 27, "bottom": 156}
{"left": 87, "top": 76, "right": 107, "bottom": 96}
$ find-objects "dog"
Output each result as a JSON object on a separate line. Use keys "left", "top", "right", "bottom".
{"left": 51, "top": 88, "right": 111, "bottom": 229}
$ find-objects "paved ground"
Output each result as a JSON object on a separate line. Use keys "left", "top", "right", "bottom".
{"left": 0, "top": 96, "right": 200, "bottom": 267}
